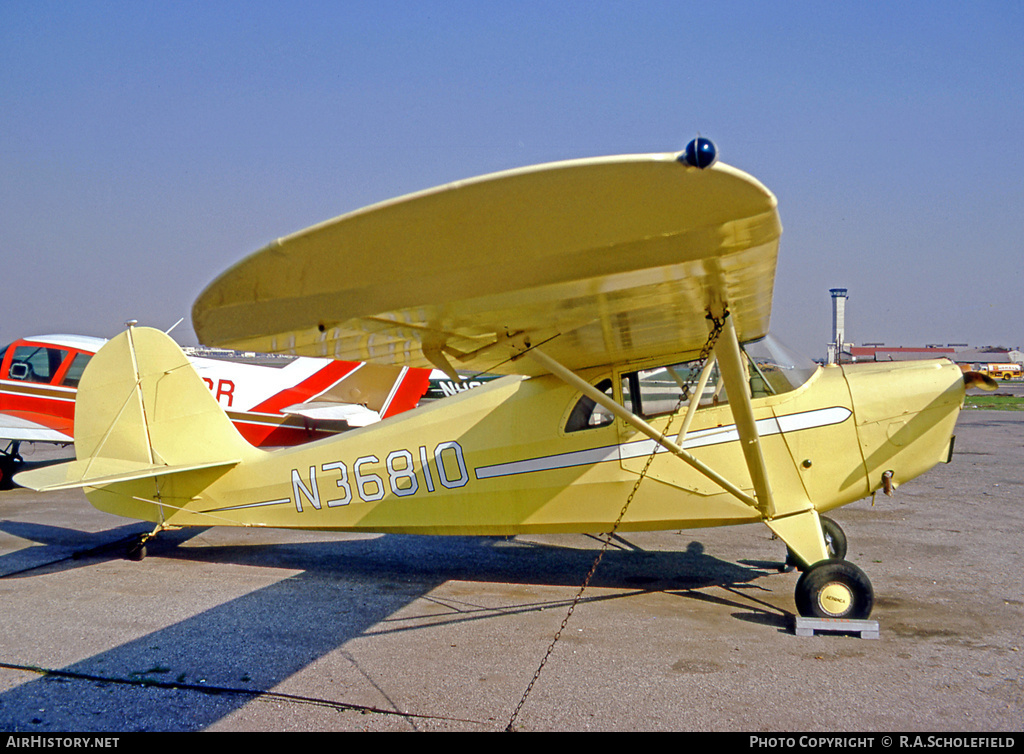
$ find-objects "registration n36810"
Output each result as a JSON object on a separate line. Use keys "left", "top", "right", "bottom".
{"left": 289, "top": 442, "right": 470, "bottom": 512}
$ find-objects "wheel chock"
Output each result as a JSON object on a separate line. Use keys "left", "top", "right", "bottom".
{"left": 794, "top": 616, "right": 880, "bottom": 639}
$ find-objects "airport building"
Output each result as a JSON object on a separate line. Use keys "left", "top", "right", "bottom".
{"left": 826, "top": 288, "right": 1022, "bottom": 375}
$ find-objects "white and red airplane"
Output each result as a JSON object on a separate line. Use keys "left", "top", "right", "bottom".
{"left": 0, "top": 333, "right": 432, "bottom": 486}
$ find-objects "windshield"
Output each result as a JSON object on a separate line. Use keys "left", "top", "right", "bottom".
{"left": 741, "top": 334, "right": 819, "bottom": 394}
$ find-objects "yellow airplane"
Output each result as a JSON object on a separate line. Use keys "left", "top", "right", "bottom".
{"left": 17, "top": 139, "right": 994, "bottom": 621}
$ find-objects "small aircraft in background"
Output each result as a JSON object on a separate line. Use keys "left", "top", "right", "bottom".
{"left": 18, "top": 139, "right": 996, "bottom": 621}
{"left": 0, "top": 332, "right": 431, "bottom": 487}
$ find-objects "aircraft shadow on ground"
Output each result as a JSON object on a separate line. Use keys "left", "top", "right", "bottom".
{"left": 0, "top": 519, "right": 151, "bottom": 576}
{"left": 0, "top": 532, "right": 785, "bottom": 732}
{"left": 0, "top": 520, "right": 200, "bottom": 577}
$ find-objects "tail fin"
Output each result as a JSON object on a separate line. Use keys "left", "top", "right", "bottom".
{"left": 272, "top": 362, "right": 432, "bottom": 429}
{"left": 379, "top": 365, "right": 432, "bottom": 419}
{"left": 17, "top": 326, "right": 255, "bottom": 495}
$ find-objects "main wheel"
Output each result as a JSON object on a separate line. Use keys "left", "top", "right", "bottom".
{"left": 795, "top": 559, "right": 874, "bottom": 619}
{"left": 784, "top": 515, "right": 848, "bottom": 570}
{"left": 820, "top": 516, "right": 847, "bottom": 560}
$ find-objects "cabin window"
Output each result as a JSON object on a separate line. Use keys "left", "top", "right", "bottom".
{"left": 8, "top": 345, "right": 69, "bottom": 384}
{"left": 622, "top": 362, "right": 726, "bottom": 419}
{"left": 60, "top": 353, "right": 93, "bottom": 388}
{"left": 618, "top": 335, "right": 818, "bottom": 420}
{"left": 565, "top": 379, "right": 615, "bottom": 432}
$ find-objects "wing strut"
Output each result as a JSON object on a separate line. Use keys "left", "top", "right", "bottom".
{"left": 528, "top": 314, "right": 828, "bottom": 564}
{"left": 525, "top": 348, "right": 759, "bottom": 510}
{"left": 675, "top": 355, "right": 717, "bottom": 445}
{"left": 711, "top": 311, "right": 829, "bottom": 564}
{"left": 712, "top": 312, "right": 776, "bottom": 519}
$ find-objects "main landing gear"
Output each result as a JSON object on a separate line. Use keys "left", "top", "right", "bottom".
{"left": 795, "top": 558, "right": 874, "bottom": 620}
{"left": 783, "top": 514, "right": 847, "bottom": 570}
{"left": 786, "top": 516, "right": 875, "bottom": 620}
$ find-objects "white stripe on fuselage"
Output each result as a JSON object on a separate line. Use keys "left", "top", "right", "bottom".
{"left": 473, "top": 406, "right": 852, "bottom": 480}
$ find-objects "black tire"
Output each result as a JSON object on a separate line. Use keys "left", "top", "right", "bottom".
{"left": 126, "top": 538, "right": 148, "bottom": 561}
{"left": 795, "top": 559, "right": 874, "bottom": 619}
{"left": 0, "top": 456, "right": 19, "bottom": 490}
{"left": 820, "top": 516, "right": 847, "bottom": 560}
{"left": 784, "top": 515, "right": 848, "bottom": 570}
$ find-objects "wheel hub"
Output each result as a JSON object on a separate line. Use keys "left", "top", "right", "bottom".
{"left": 818, "top": 581, "right": 853, "bottom": 617}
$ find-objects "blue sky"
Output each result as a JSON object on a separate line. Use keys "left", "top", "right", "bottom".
{"left": 2, "top": 1, "right": 1022, "bottom": 359}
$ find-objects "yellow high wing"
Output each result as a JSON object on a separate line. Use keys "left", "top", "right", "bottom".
{"left": 192, "top": 152, "right": 781, "bottom": 378}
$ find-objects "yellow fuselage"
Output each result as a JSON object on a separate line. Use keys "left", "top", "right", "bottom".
{"left": 86, "top": 357, "right": 965, "bottom": 536}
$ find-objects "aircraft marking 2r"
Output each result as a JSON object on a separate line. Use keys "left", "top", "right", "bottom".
{"left": 0, "top": 333, "right": 430, "bottom": 485}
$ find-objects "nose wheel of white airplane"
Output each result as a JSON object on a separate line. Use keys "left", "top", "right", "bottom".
{"left": 0, "top": 442, "right": 23, "bottom": 490}
{"left": 794, "top": 558, "right": 874, "bottom": 619}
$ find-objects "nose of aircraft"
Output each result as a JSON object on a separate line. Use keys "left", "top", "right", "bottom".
{"left": 842, "top": 359, "right": 966, "bottom": 496}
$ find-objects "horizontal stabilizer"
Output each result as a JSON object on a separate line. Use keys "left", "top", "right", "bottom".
{"left": 0, "top": 413, "right": 73, "bottom": 444}
{"left": 16, "top": 457, "right": 240, "bottom": 492}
